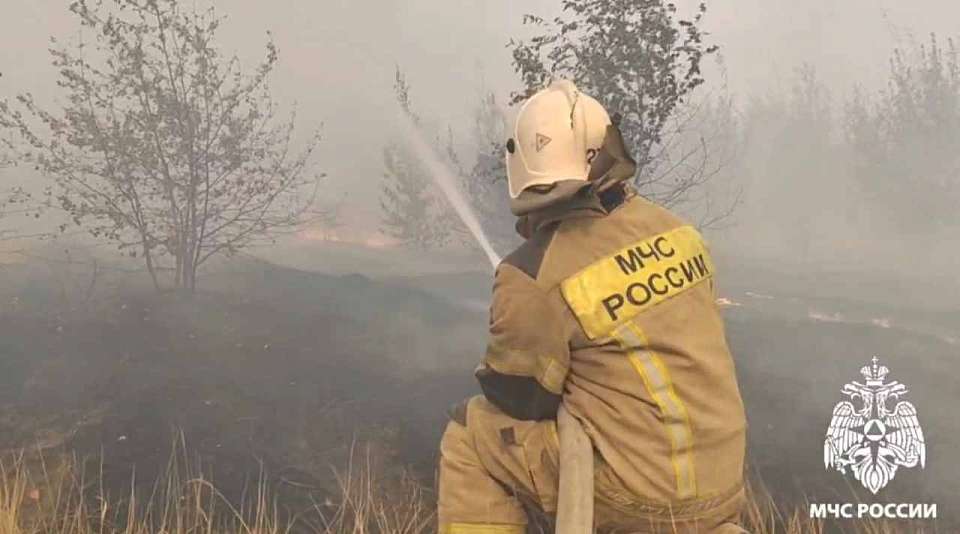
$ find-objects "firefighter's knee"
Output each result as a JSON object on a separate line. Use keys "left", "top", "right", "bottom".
{"left": 439, "top": 397, "right": 529, "bottom": 528}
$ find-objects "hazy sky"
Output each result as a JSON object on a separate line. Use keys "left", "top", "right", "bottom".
{"left": 1, "top": 0, "right": 958, "bottom": 234}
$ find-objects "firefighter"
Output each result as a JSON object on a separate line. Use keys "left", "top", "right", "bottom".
{"left": 438, "top": 80, "right": 748, "bottom": 534}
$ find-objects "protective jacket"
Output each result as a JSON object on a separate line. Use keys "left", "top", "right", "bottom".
{"left": 476, "top": 186, "right": 746, "bottom": 508}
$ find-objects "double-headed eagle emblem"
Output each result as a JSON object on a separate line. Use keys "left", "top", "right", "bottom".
{"left": 824, "top": 357, "right": 926, "bottom": 494}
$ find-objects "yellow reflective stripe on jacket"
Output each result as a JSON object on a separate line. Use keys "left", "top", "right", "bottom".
{"left": 614, "top": 321, "right": 697, "bottom": 499}
{"left": 560, "top": 225, "right": 714, "bottom": 340}
{"left": 440, "top": 523, "right": 526, "bottom": 534}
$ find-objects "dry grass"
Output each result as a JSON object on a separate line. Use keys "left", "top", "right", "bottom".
{"left": 0, "top": 440, "right": 435, "bottom": 534}
{"left": 0, "top": 445, "right": 938, "bottom": 534}
{"left": 0, "top": 444, "right": 288, "bottom": 534}
{"left": 313, "top": 446, "right": 434, "bottom": 534}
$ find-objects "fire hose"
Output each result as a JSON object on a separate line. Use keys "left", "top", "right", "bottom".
{"left": 556, "top": 406, "right": 595, "bottom": 534}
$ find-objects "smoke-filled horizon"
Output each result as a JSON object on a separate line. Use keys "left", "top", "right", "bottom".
{"left": 1, "top": 0, "right": 959, "bottom": 275}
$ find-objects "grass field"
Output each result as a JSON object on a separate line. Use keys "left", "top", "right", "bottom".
{"left": 0, "top": 442, "right": 938, "bottom": 534}
{"left": 0, "top": 252, "right": 954, "bottom": 532}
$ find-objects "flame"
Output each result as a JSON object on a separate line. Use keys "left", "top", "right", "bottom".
{"left": 297, "top": 227, "right": 398, "bottom": 249}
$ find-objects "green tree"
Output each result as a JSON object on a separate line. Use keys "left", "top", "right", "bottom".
{"left": 380, "top": 145, "right": 452, "bottom": 249}
{"left": 510, "top": 0, "right": 730, "bottom": 216}
{"left": 457, "top": 92, "right": 519, "bottom": 250}
{"left": 381, "top": 1, "right": 736, "bottom": 252}
{"left": 379, "top": 69, "right": 458, "bottom": 249}
{"left": 380, "top": 70, "right": 520, "bottom": 255}
{"left": 0, "top": 0, "right": 325, "bottom": 293}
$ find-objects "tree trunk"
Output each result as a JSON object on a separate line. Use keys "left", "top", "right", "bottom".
{"left": 143, "top": 245, "right": 162, "bottom": 293}
{"left": 184, "top": 257, "right": 197, "bottom": 293}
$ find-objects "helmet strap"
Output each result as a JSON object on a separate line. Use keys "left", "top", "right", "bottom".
{"left": 587, "top": 124, "right": 637, "bottom": 194}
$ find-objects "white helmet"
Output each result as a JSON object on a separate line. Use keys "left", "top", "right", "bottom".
{"left": 505, "top": 80, "right": 612, "bottom": 199}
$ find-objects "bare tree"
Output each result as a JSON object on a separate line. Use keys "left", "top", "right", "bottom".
{"left": 0, "top": 0, "right": 326, "bottom": 293}
{"left": 0, "top": 140, "right": 34, "bottom": 243}
{"left": 736, "top": 64, "right": 849, "bottom": 258}
{"left": 845, "top": 34, "right": 960, "bottom": 234}
{"left": 641, "top": 63, "right": 742, "bottom": 228}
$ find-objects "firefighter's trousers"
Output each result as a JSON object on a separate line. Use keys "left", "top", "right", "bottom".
{"left": 438, "top": 396, "right": 748, "bottom": 534}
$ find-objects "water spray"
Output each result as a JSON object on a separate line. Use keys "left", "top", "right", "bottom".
{"left": 398, "top": 102, "right": 594, "bottom": 534}
{"left": 396, "top": 111, "right": 502, "bottom": 270}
